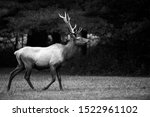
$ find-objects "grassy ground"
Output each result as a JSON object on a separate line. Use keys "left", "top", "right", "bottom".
{"left": 0, "top": 68, "right": 150, "bottom": 100}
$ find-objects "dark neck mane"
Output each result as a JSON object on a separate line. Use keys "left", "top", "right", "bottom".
{"left": 63, "top": 39, "right": 78, "bottom": 60}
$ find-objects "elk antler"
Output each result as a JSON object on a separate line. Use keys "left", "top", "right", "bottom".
{"left": 58, "top": 12, "right": 77, "bottom": 34}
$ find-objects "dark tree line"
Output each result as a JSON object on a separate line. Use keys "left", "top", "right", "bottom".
{"left": 1, "top": 0, "right": 150, "bottom": 75}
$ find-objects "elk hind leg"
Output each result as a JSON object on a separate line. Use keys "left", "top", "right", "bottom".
{"left": 7, "top": 65, "right": 24, "bottom": 91}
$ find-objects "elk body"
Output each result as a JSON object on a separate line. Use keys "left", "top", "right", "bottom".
{"left": 7, "top": 13, "right": 89, "bottom": 91}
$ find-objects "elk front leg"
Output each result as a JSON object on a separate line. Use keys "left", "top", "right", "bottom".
{"left": 42, "top": 65, "right": 56, "bottom": 90}
{"left": 56, "top": 68, "right": 63, "bottom": 90}
{"left": 7, "top": 65, "right": 24, "bottom": 91}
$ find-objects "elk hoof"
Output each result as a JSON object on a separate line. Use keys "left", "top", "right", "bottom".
{"left": 60, "top": 88, "right": 63, "bottom": 91}
{"left": 7, "top": 87, "right": 10, "bottom": 92}
{"left": 42, "top": 87, "right": 48, "bottom": 91}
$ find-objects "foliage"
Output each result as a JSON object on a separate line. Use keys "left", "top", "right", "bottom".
{"left": 0, "top": 0, "right": 150, "bottom": 75}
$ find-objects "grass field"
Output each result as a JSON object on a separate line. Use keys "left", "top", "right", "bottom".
{"left": 0, "top": 68, "right": 150, "bottom": 100}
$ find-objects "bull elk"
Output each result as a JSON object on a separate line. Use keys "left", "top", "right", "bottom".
{"left": 7, "top": 12, "right": 89, "bottom": 91}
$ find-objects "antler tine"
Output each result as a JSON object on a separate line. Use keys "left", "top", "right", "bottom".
{"left": 58, "top": 12, "right": 67, "bottom": 22}
{"left": 67, "top": 13, "right": 70, "bottom": 22}
{"left": 73, "top": 24, "right": 77, "bottom": 30}
{"left": 64, "top": 12, "right": 67, "bottom": 19}
{"left": 58, "top": 13, "right": 64, "bottom": 19}
{"left": 77, "top": 27, "right": 82, "bottom": 34}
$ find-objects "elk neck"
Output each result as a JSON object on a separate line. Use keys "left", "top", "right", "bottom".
{"left": 63, "top": 38, "right": 78, "bottom": 60}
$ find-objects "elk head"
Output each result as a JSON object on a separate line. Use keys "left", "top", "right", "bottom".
{"left": 58, "top": 12, "right": 89, "bottom": 55}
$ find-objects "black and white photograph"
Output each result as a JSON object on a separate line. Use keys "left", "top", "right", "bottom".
{"left": 0, "top": 0, "right": 150, "bottom": 100}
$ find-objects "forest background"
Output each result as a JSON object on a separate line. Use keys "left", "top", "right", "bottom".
{"left": 0, "top": 0, "right": 150, "bottom": 76}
